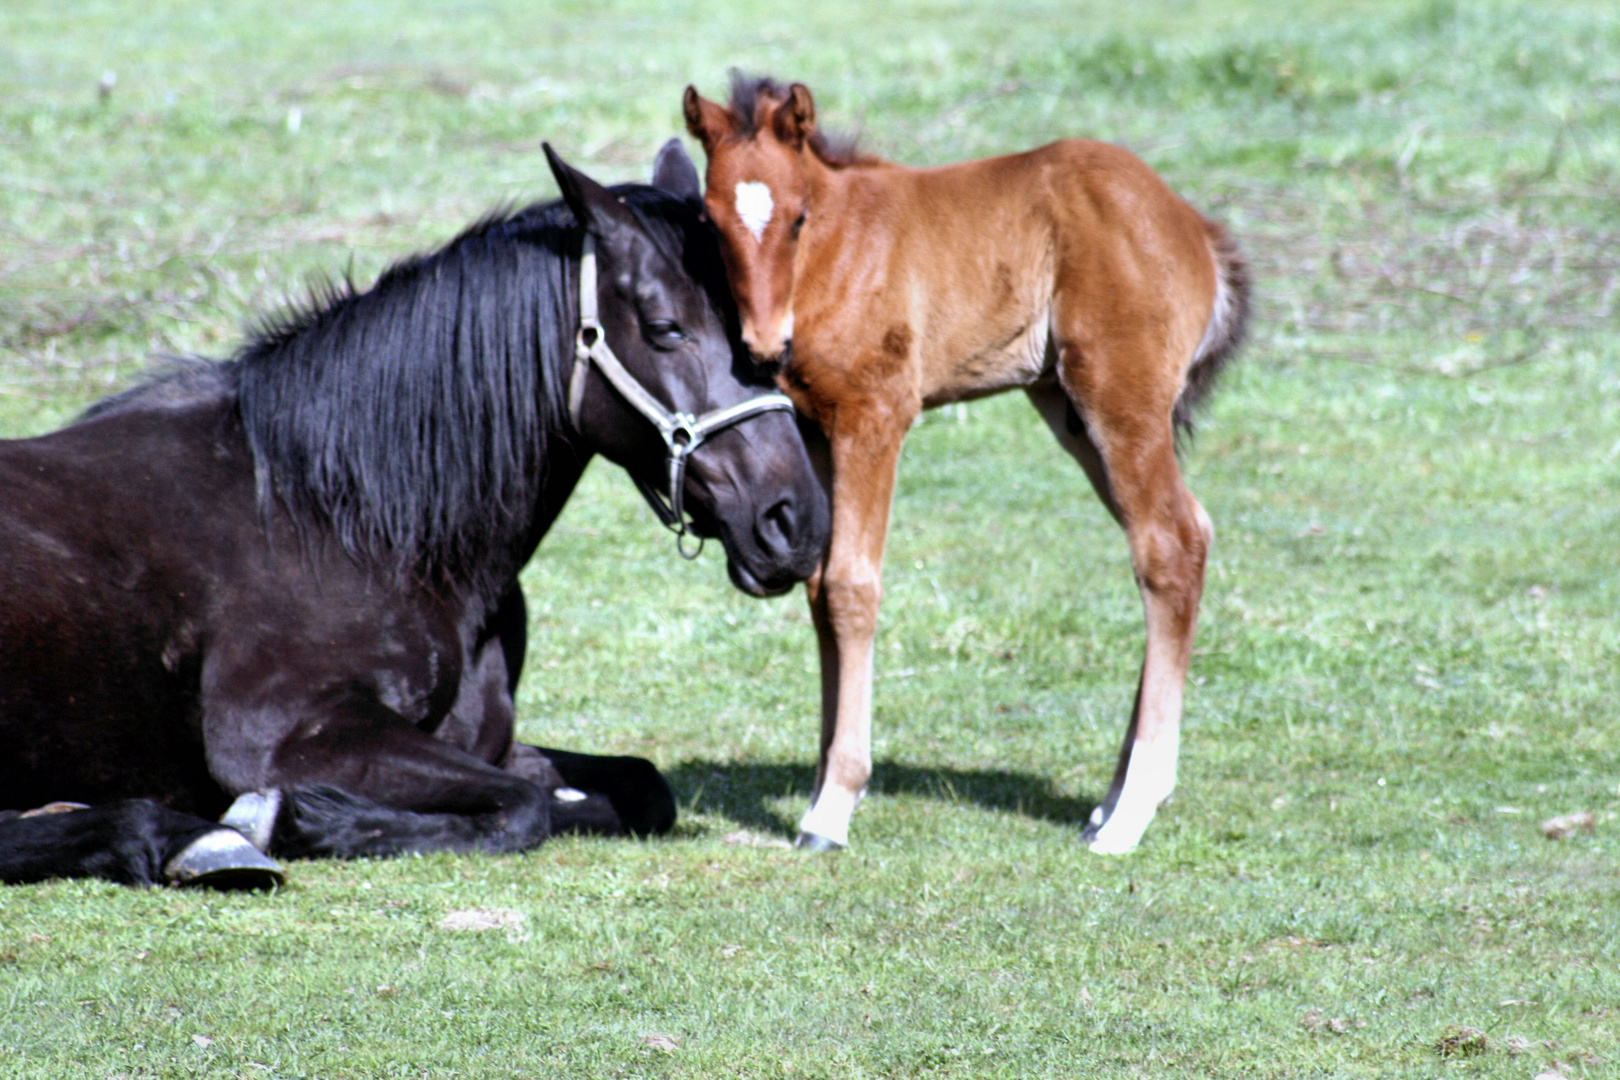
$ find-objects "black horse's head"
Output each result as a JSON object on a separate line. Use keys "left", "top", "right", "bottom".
{"left": 545, "top": 146, "right": 829, "bottom": 597}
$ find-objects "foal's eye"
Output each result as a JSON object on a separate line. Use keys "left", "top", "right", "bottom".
{"left": 790, "top": 210, "right": 807, "bottom": 239}
{"left": 644, "top": 320, "right": 686, "bottom": 348}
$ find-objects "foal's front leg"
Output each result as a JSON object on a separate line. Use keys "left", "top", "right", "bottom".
{"left": 796, "top": 417, "right": 913, "bottom": 850}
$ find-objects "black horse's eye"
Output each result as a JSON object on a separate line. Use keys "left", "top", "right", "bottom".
{"left": 790, "top": 210, "right": 807, "bottom": 239}
{"left": 644, "top": 320, "right": 685, "bottom": 348}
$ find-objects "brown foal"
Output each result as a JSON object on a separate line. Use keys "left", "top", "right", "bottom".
{"left": 683, "top": 75, "right": 1249, "bottom": 854}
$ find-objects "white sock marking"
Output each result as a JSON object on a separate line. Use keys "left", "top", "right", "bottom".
{"left": 1088, "top": 736, "right": 1179, "bottom": 856}
{"left": 797, "top": 786, "right": 862, "bottom": 847}
{"left": 734, "top": 181, "right": 774, "bottom": 242}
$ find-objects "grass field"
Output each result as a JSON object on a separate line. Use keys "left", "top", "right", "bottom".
{"left": 3, "top": 1, "right": 1618, "bottom": 1077}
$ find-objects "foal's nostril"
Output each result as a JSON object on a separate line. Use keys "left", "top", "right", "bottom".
{"left": 758, "top": 498, "right": 798, "bottom": 554}
{"left": 779, "top": 339, "right": 793, "bottom": 367}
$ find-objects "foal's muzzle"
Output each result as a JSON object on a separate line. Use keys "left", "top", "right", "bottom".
{"left": 741, "top": 317, "right": 792, "bottom": 365}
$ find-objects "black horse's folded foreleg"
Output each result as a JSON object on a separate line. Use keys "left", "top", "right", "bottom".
{"left": 265, "top": 747, "right": 677, "bottom": 859}
{"left": 264, "top": 783, "right": 550, "bottom": 860}
{"left": 237, "top": 694, "right": 556, "bottom": 861}
{"left": 530, "top": 746, "right": 677, "bottom": 837}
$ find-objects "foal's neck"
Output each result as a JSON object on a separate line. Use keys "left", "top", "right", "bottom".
{"left": 801, "top": 152, "right": 905, "bottom": 283}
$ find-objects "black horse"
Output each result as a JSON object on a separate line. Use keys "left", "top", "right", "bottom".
{"left": 0, "top": 143, "right": 829, "bottom": 889}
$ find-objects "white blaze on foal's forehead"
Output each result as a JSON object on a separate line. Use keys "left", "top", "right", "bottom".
{"left": 733, "top": 181, "right": 774, "bottom": 242}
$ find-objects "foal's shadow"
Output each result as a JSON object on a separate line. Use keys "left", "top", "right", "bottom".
{"left": 666, "top": 759, "right": 1097, "bottom": 837}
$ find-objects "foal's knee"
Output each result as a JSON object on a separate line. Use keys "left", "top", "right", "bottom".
{"left": 822, "top": 572, "right": 882, "bottom": 640}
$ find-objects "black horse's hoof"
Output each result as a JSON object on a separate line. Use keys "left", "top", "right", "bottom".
{"left": 19, "top": 801, "right": 91, "bottom": 818}
{"left": 220, "top": 789, "right": 281, "bottom": 853}
{"left": 794, "top": 831, "right": 845, "bottom": 853}
{"left": 164, "top": 829, "right": 284, "bottom": 890}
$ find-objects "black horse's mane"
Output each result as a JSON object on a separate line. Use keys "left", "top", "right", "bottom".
{"left": 94, "top": 185, "right": 699, "bottom": 588}
{"left": 231, "top": 199, "right": 575, "bottom": 586}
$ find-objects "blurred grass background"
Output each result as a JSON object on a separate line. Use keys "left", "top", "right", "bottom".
{"left": 2, "top": 1, "right": 1618, "bottom": 1077}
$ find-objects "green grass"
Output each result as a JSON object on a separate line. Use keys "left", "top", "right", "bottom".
{"left": 3, "top": 1, "right": 1618, "bottom": 1077}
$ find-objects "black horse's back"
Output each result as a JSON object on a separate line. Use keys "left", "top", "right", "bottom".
{"left": 0, "top": 383, "right": 250, "bottom": 815}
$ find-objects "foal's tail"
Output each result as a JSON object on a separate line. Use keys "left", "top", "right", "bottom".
{"left": 1172, "top": 220, "right": 1251, "bottom": 436}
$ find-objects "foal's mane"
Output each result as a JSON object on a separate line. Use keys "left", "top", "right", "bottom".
{"left": 212, "top": 185, "right": 695, "bottom": 586}
{"left": 726, "top": 72, "right": 872, "bottom": 167}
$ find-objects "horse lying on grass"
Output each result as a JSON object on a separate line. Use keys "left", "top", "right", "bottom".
{"left": 0, "top": 142, "right": 829, "bottom": 889}
{"left": 683, "top": 75, "right": 1249, "bottom": 854}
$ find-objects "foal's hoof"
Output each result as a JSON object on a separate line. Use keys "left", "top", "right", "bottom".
{"left": 1081, "top": 807, "right": 1151, "bottom": 856}
{"left": 794, "top": 831, "right": 845, "bottom": 853}
{"left": 164, "top": 829, "right": 285, "bottom": 890}
{"left": 220, "top": 789, "right": 281, "bottom": 853}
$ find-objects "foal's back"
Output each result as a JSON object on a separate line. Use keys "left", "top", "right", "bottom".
{"left": 793, "top": 138, "right": 1222, "bottom": 410}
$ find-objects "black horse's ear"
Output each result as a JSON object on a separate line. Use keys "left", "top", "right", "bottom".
{"left": 544, "top": 143, "right": 641, "bottom": 249}
{"left": 651, "top": 138, "right": 701, "bottom": 200}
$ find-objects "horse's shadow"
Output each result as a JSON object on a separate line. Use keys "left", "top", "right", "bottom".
{"left": 666, "top": 759, "right": 1097, "bottom": 837}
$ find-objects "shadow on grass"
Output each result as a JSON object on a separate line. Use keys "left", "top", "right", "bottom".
{"left": 667, "top": 759, "right": 1097, "bottom": 837}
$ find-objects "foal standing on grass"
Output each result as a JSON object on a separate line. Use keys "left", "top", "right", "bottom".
{"left": 683, "top": 75, "right": 1250, "bottom": 854}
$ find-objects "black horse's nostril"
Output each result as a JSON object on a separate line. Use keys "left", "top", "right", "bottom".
{"left": 758, "top": 497, "right": 798, "bottom": 554}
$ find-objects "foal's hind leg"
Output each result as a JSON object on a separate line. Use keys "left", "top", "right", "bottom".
{"left": 1026, "top": 371, "right": 1213, "bottom": 855}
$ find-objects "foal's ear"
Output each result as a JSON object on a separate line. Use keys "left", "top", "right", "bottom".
{"left": 651, "top": 138, "right": 701, "bottom": 200}
{"left": 682, "top": 86, "right": 732, "bottom": 151}
{"left": 544, "top": 143, "right": 642, "bottom": 249}
{"left": 773, "top": 83, "right": 817, "bottom": 149}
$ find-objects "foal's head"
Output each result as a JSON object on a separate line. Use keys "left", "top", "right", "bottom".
{"left": 682, "top": 76, "right": 825, "bottom": 365}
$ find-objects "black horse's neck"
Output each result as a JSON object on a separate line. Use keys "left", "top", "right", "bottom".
{"left": 230, "top": 202, "right": 584, "bottom": 599}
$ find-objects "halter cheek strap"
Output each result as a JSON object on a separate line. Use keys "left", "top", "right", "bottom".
{"left": 568, "top": 234, "right": 797, "bottom": 559}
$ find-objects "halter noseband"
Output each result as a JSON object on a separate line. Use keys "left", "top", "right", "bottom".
{"left": 568, "top": 234, "right": 797, "bottom": 559}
